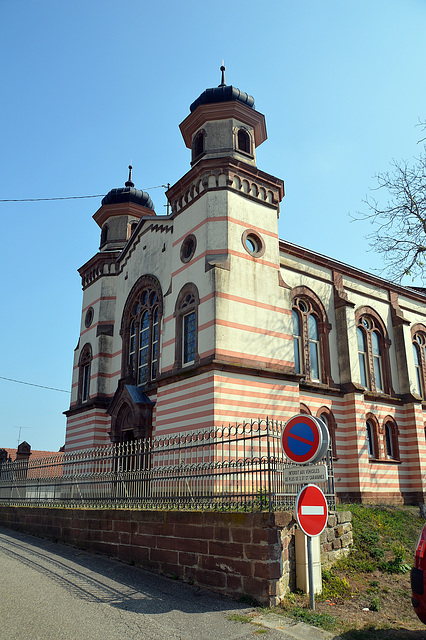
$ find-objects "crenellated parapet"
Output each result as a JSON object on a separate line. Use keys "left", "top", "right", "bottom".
{"left": 79, "top": 252, "right": 120, "bottom": 290}
{"left": 167, "top": 157, "right": 284, "bottom": 217}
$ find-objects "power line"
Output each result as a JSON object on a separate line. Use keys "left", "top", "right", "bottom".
{"left": 0, "top": 185, "right": 169, "bottom": 203}
{"left": 0, "top": 194, "right": 104, "bottom": 202}
{"left": 0, "top": 376, "right": 70, "bottom": 393}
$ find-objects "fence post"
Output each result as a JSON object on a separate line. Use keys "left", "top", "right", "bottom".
{"left": 266, "top": 417, "right": 272, "bottom": 513}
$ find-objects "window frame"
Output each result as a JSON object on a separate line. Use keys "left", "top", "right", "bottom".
{"left": 317, "top": 407, "right": 337, "bottom": 459}
{"left": 412, "top": 325, "right": 426, "bottom": 399}
{"left": 355, "top": 308, "right": 392, "bottom": 395}
{"left": 291, "top": 288, "right": 332, "bottom": 385}
{"left": 192, "top": 129, "right": 206, "bottom": 163}
{"left": 121, "top": 275, "right": 163, "bottom": 387}
{"left": 236, "top": 128, "right": 252, "bottom": 155}
{"left": 366, "top": 415, "right": 379, "bottom": 460}
{"left": 174, "top": 283, "right": 200, "bottom": 371}
{"left": 78, "top": 343, "right": 92, "bottom": 404}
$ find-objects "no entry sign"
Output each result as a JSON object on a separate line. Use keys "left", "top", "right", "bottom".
{"left": 281, "top": 414, "right": 329, "bottom": 464}
{"left": 295, "top": 484, "right": 328, "bottom": 537}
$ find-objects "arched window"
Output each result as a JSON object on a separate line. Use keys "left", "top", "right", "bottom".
{"left": 355, "top": 309, "right": 391, "bottom": 395}
{"left": 100, "top": 224, "right": 109, "bottom": 247}
{"left": 174, "top": 283, "right": 200, "bottom": 370}
{"left": 121, "top": 275, "right": 163, "bottom": 386}
{"left": 317, "top": 408, "right": 337, "bottom": 459}
{"left": 366, "top": 421, "right": 375, "bottom": 457}
{"left": 366, "top": 419, "right": 376, "bottom": 458}
{"left": 299, "top": 403, "right": 312, "bottom": 415}
{"left": 365, "top": 414, "right": 380, "bottom": 460}
{"left": 383, "top": 419, "right": 399, "bottom": 461}
{"left": 357, "top": 327, "right": 368, "bottom": 388}
{"left": 192, "top": 130, "right": 205, "bottom": 162}
{"left": 237, "top": 128, "right": 251, "bottom": 154}
{"left": 78, "top": 343, "right": 92, "bottom": 404}
{"left": 412, "top": 326, "right": 426, "bottom": 398}
{"left": 291, "top": 289, "right": 332, "bottom": 384}
{"left": 127, "top": 221, "right": 138, "bottom": 240}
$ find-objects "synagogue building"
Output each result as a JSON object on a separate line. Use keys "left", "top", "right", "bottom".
{"left": 64, "top": 69, "right": 426, "bottom": 505}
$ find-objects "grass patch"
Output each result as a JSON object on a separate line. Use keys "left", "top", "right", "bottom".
{"left": 278, "top": 594, "right": 336, "bottom": 631}
{"left": 320, "top": 567, "right": 353, "bottom": 601}
{"left": 227, "top": 613, "right": 251, "bottom": 624}
{"left": 335, "top": 503, "right": 419, "bottom": 575}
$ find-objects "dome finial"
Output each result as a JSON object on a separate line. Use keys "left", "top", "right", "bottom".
{"left": 125, "top": 164, "right": 134, "bottom": 188}
{"left": 219, "top": 62, "right": 226, "bottom": 87}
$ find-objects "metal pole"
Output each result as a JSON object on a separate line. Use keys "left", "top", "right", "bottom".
{"left": 266, "top": 417, "right": 272, "bottom": 513}
{"left": 307, "top": 535, "right": 315, "bottom": 610}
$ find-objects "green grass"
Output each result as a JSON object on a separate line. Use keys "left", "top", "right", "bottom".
{"left": 227, "top": 613, "right": 251, "bottom": 624}
{"left": 278, "top": 596, "right": 337, "bottom": 631}
{"left": 335, "top": 503, "right": 419, "bottom": 575}
{"left": 272, "top": 504, "right": 424, "bottom": 635}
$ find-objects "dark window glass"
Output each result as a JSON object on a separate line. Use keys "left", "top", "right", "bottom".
{"left": 127, "top": 286, "right": 161, "bottom": 386}
{"left": 237, "top": 129, "right": 250, "bottom": 153}
{"left": 82, "top": 364, "right": 90, "bottom": 402}
{"left": 183, "top": 311, "right": 196, "bottom": 364}
{"left": 385, "top": 423, "right": 394, "bottom": 459}
{"left": 366, "top": 421, "right": 375, "bottom": 457}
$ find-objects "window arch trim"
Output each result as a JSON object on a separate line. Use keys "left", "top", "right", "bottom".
{"left": 192, "top": 129, "right": 206, "bottom": 163}
{"left": 236, "top": 127, "right": 252, "bottom": 155}
{"left": 316, "top": 407, "right": 337, "bottom": 459}
{"left": 355, "top": 306, "right": 392, "bottom": 395}
{"left": 411, "top": 323, "right": 426, "bottom": 399}
{"left": 366, "top": 413, "right": 380, "bottom": 460}
{"left": 381, "top": 416, "right": 400, "bottom": 461}
{"left": 78, "top": 343, "right": 92, "bottom": 404}
{"left": 173, "top": 282, "right": 200, "bottom": 371}
{"left": 120, "top": 274, "right": 163, "bottom": 385}
{"left": 291, "top": 286, "right": 333, "bottom": 385}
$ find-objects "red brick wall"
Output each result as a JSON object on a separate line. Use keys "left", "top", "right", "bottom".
{"left": 0, "top": 507, "right": 294, "bottom": 606}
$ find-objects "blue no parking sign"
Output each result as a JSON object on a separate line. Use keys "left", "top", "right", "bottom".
{"left": 281, "top": 414, "right": 329, "bottom": 465}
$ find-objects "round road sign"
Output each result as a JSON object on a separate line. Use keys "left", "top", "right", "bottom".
{"left": 281, "top": 414, "right": 329, "bottom": 465}
{"left": 295, "top": 484, "right": 328, "bottom": 537}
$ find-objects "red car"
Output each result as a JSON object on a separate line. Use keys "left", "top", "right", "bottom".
{"left": 412, "top": 523, "right": 426, "bottom": 624}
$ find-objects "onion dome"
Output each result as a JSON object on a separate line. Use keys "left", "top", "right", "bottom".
{"left": 189, "top": 65, "right": 255, "bottom": 113}
{"left": 101, "top": 165, "right": 155, "bottom": 211}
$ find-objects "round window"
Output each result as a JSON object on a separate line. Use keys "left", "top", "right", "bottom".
{"left": 242, "top": 230, "right": 265, "bottom": 257}
{"left": 84, "top": 307, "right": 94, "bottom": 328}
{"left": 180, "top": 234, "right": 197, "bottom": 263}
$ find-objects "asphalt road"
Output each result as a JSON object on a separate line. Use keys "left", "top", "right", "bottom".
{"left": 0, "top": 526, "right": 316, "bottom": 640}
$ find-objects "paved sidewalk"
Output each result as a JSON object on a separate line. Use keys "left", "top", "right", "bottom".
{"left": 0, "top": 527, "right": 339, "bottom": 640}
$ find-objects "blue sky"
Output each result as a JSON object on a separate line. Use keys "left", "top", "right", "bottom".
{"left": 1, "top": 0, "right": 426, "bottom": 451}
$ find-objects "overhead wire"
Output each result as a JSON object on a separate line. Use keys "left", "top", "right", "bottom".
{"left": 0, "top": 376, "right": 70, "bottom": 393}
{"left": 0, "top": 184, "right": 169, "bottom": 203}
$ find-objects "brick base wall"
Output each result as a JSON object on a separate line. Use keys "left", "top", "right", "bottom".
{"left": 0, "top": 506, "right": 352, "bottom": 606}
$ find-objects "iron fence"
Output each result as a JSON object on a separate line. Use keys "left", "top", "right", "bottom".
{"left": 0, "top": 419, "right": 335, "bottom": 511}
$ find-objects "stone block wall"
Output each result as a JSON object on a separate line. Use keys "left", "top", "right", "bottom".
{"left": 0, "top": 506, "right": 352, "bottom": 605}
{"left": 321, "top": 510, "right": 353, "bottom": 567}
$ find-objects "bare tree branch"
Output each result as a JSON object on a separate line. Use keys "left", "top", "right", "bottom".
{"left": 353, "top": 146, "right": 426, "bottom": 283}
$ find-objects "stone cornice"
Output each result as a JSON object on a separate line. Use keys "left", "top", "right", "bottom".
{"left": 93, "top": 201, "right": 156, "bottom": 228}
{"left": 280, "top": 239, "right": 426, "bottom": 305}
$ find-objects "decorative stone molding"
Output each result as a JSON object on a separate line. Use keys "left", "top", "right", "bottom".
{"left": 79, "top": 252, "right": 121, "bottom": 290}
{"left": 166, "top": 158, "right": 284, "bottom": 218}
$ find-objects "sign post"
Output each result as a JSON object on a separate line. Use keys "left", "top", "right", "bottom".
{"left": 295, "top": 484, "right": 328, "bottom": 609}
{"left": 281, "top": 414, "right": 331, "bottom": 609}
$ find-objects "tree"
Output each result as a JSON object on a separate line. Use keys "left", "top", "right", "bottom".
{"left": 356, "top": 139, "right": 426, "bottom": 284}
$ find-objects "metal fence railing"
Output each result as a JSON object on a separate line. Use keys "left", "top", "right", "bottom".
{"left": 0, "top": 419, "right": 335, "bottom": 512}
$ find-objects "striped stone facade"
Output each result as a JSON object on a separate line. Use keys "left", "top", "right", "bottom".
{"left": 64, "top": 79, "right": 426, "bottom": 504}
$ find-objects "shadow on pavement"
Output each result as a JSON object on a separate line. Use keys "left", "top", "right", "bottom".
{"left": 0, "top": 526, "right": 249, "bottom": 616}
